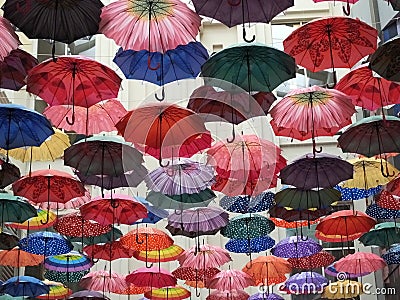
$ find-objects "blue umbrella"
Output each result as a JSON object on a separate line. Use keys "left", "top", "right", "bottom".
{"left": 0, "top": 104, "right": 54, "bottom": 150}
{"left": 133, "top": 196, "right": 168, "bottom": 224}
{"left": 382, "top": 244, "right": 400, "bottom": 264}
{"left": 219, "top": 191, "right": 275, "bottom": 213}
{"left": 225, "top": 236, "right": 275, "bottom": 254}
{"left": 0, "top": 276, "right": 49, "bottom": 297}
{"left": 283, "top": 271, "right": 328, "bottom": 294}
{"left": 334, "top": 185, "right": 382, "bottom": 201}
{"left": 19, "top": 231, "right": 73, "bottom": 256}
{"left": 366, "top": 203, "right": 400, "bottom": 219}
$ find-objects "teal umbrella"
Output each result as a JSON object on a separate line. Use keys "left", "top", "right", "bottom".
{"left": 68, "top": 227, "right": 123, "bottom": 245}
{"left": 146, "top": 189, "right": 216, "bottom": 210}
{"left": 359, "top": 222, "right": 400, "bottom": 248}
{"left": 44, "top": 269, "right": 89, "bottom": 285}
{"left": 274, "top": 188, "right": 341, "bottom": 210}
{"left": 0, "top": 193, "right": 37, "bottom": 225}
{"left": 221, "top": 213, "right": 275, "bottom": 239}
{"left": 200, "top": 43, "right": 296, "bottom": 93}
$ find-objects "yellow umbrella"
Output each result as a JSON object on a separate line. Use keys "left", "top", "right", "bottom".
{"left": 341, "top": 158, "right": 399, "bottom": 189}
{"left": 0, "top": 128, "right": 70, "bottom": 162}
{"left": 321, "top": 280, "right": 363, "bottom": 299}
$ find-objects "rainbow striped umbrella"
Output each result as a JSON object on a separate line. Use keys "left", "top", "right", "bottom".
{"left": 44, "top": 251, "right": 92, "bottom": 272}
{"left": 37, "top": 285, "right": 72, "bottom": 300}
{"left": 133, "top": 245, "right": 184, "bottom": 263}
{"left": 144, "top": 286, "right": 191, "bottom": 300}
{"left": 6, "top": 209, "right": 56, "bottom": 230}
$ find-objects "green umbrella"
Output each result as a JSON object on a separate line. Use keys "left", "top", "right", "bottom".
{"left": 68, "top": 227, "right": 123, "bottom": 245}
{"left": 274, "top": 188, "right": 340, "bottom": 210}
{"left": 200, "top": 43, "right": 296, "bottom": 93}
{"left": 146, "top": 189, "right": 216, "bottom": 210}
{"left": 221, "top": 213, "right": 275, "bottom": 239}
{"left": 0, "top": 193, "right": 37, "bottom": 225}
{"left": 44, "top": 269, "right": 89, "bottom": 284}
{"left": 359, "top": 222, "right": 400, "bottom": 248}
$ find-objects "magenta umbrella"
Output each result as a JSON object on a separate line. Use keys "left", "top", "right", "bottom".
{"left": 0, "top": 16, "right": 20, "bottom": 61}
{"left": 125, "top": 266, "right": 177, "bottom": 288}
{"left": 79, "top": 270, "right": 128, "bottom": 293}
{"left": 208, "top": 269, "right": 255, "bottom": 291}
{"left": 178, "top": 244, "right": 232, "bottom": 269}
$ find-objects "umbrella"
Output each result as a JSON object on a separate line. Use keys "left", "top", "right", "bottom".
{"left": 178, "top": 244, "right": 232, "bottom": 269}
{"left": 316, "top": 210, "right": 376, "bottom": 242}
{"left": 208, "top": 269, "right": 254, "bottom": 290}
{"left": 116, "top": 103, "right": 211, "bottom": 165}
{"left": 359, "top": 222, "right": 400, "bottom": 248}
{"left": 366, "top": 203, "right": 400, "bottom": 219}
{"left": 83, "top": 240, "right": 136, "bottom": 261}
{"left": 146, "top": 159, "right": 215, "bottom": 195}
{"left": 99, "top": 0, "right": 200, "bottom": 52}
{"left": 44, "top": 270, "right": 89, "bottom": 285}
{"left": 166, "top": 207, "right": 229, "bottom": 238}
{"left": 225, "top": 236, "right": 275, "bottom": 254}
{"left": 76, "top": 170, "right": 145, "bottom": 191}
{"left": 324, "top": 264, "right": 369, "bottom": 278}
{"left": 0, "top": 228, "right": 19, "bottom": 250}
{"left": 207, "top": 290, "right": 249, "bottom": 300}
{"left": 126, "top": 266, "right": 176, "bottom": 288}
{"left": 192, "top": 0, "right": 293, "bottom": 42}
{"left": 0, "top": 128, "right": 70, "bottom": 163}
{"left": 113, "top": 282, "right": 150, "bottom": 295}
{"left": 19, "top": 231, "right": 73, "bottom": 256}
{"left": 269, "top": 86, "right": 355, "bottom": 154}
{"left": 133, "top": 244, "right": 184, "bottom": 263}
{"left": 287, "top": 250, "right": 335, "bottom": 270}
{"left": 144, "top": 286, "right": 191, "bottom": 300}
{"left": 43, "top": 99, "right": 127, "bottom": 135}
{"left": 212, "top": 175, "right": 278, "bottom": 197}
{"left": 0, "top": 156, "right": 20, "bottom": 189}
{"left": 334, "top": 252, "right": 387, "bottom": 275}
{"left": 6, "top": 209, "right": 57, "bottom": 230}
{"left": 375, "top": 191, "right": 400, "bottom": 210}
{"left": 27, "top": 56, "right": 121, "bottom": 124}
{"left": 0, "top": 48, "right": 37, "bottom": 91}
{"left": 334, "top": 185, "right": 382, "bottom": 201}
{"left": 134, "top": 196, "right": 169, "bottom": 224}
{"left": 219, "top": 191, "right": 275, "bottom": 213}
{"left": 80, "top": 194, "right": 147, "bottom": 226}
{"left": 0, "top": 247, "right": 43, "bottom": 267}
{"left": 0, "top": 16, "right": 20, "bottom": 60}
{"left": 274, "top": 188, "right": 340, "bottom": 210}
{"left": 0, "top": 104, "right": 54, "bottom": 150}
{"left": 69, "top": 227, "right": 123, "bottom": 246}
{"left": 0, "top": 276, "right": 50, "bottom": 297}
{"left": 382, "top": 245, "right": 400, "bottom": 264}
{"left": 120, "top": 227, "right": 174, "bottom": 251}
{"left": 221, "top": 214, "right": 275, "bottom": 239}
{"left": 315, "top": 230, "right": 364, "bottom": 243}
{"left": 0, "top": 193, "right": 37, "bottom": 224}
{"left": 79, "top": 270, "right": 128, "bottom": 293}
{"left": 335, "top": 65, "right": 400, "bottom": 110}
{"left": 146, "top": 189, "right": 216, "bottom": 210}
{"left": 172, "top": 267, "right": 220, "bottom": 282}
{"left": 369, "top": 37, "right": 400, "bottom": 82}
{"left": 321, "top": 280, "right": 363, "bottom": 299}
{"left": 37, "top": 285, "right": 72, "bottom": 300}
{"left": 44, "top": 251, "right": 93, "bottom": 272}
{"left": 283, "top": 16, "right": 377, "bottom": 79}
{"left": 279, "top": 153, "right": 353, "bottom": 189}
{"left": 268, "top": 206, "right": 332, "bottom": 223}
{"left": 248, "top": 293, "right": 283, "bottom": 300}
{"left": 283, "top": 271, "right": 328, "bottom": 294}
{"left": 312, "top": 0, "right": 358, "bottom": 14}
{"left": 271, "top": 236, "right": 322, "bottom": 259}
{"left": 34, "top": 192, "right": 91, "bottom": 211}
{"left": 201, "top": 43, "right": 296, "bottom": 93}
{"left": 68, "top": 290, "right": 110, "bottom": 300}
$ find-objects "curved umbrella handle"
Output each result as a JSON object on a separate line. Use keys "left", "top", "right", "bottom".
{"left": 227, "top": 0, "right": 241, "bottom": 6}
{"left": 226, "top": 125, "right": 236, "bottom": 143}
{"left": 300, "top": 235, "right": 309, "bottom": 241}
{"left": 110, "top": 199, "right": 120, "bottom": 209}
{"left": 66, "top": 112, "right": 75, "bottom": 125}
{"left": 342, "top": 1, "right": 351, "bottom": 15}
{"left": 243, "top": 27, "right": 255, "bottom": 43}
{"left": 136, "top": 234, "right": 145, "bottom": 244}
{"left": 381, "top": 161, "right": 396, "bottom": 177}
{"left": 148, "top": 56, "right": 161, "bottom": 71}
{"left": 159, "top": 157, "right": 170, "bottom": 167}
{"left": 155, "top": 87, "right": 165, "bottom": 101}
{"left": 40, "top": 208, "right": 50, "bottom": 225}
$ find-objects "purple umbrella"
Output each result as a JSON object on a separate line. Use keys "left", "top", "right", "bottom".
{"left": 166, "top": 206, "right": 229, "bottom": 238}
{"left": 68, "top": 290, "right": 110, "bottom": 300}
{"left": 324, "top": 264, "right": 369, "bottom": 279}
{"left": 249, "top": 293, "right": 283, "bottom": 300}
{"left": 279, "top": 153, "right": 353, "bottom": 189}
{"left": 283, "top": 271, "right": 328, "bottom": 294}
{"left": 146, "top": 159, "right": 215, "bottom": 195}
{"left": 271, "top": 236, "right": 322, "bottom": 258}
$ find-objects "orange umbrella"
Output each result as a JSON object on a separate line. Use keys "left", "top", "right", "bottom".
{"left": 270, "top": 217, "right": 320, "bottom": 228}
{"left": 315, "top": 230, "right": 364, "bottom": 242}
{"left": 113, "top": 281, "right": 150, "bottom": 295}
{"left": 120, "top": 227, "right": 174, "bottom": 251}
{"left": 0, "top": 247, "right": 43, "bottom": 267}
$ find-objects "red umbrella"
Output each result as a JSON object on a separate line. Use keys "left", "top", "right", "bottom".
{"left": 114, "top": 281, "right": 150, "bottom": 295}
{"left": 208, "top": 269, "right": 254, "bottom": 290}
{"left": 79, "top": 194, "right": 147, "bottom": 226}
{"left": 27, "top": 56, "right": 121, "bottom": 124}
{"left": 116, "top": 103, "right": 211, "bottom": 166}
{"left": 0, "top": 247, "right": 43, "bottom": 267}
{"left": 335, "top": 65, "right": 400, "bottom": 110}
{"left": 334, "top": 252, "right": 387, "bottom": 275}
{"left": 315, "top": 230, "right": 364, "bottom": 242}
{"left": 79, "top": 270, "right": 127, "bottom": 293}
{"left": 83, "top": 240, "right": 136, "bottom": 261}
{"left": 12, "top": 169, "right": 86, "bottom": 223}
{"left": 31, "top": 192, "right": 91, "bottom": 211}
{"left": 287, "top": 250, "right": 335, "bottom": 270}
{"left": 43, "top": 99, "right": 127, "bottom": 135}
{"left": 126, "top": 266, "right": 177, "bottom": 288}
{"left": 283, "top": 17, "right": 377, "bottom": 83}
{"left": 172, "top": 267, "right": 220, "bottom": 282}
{"left": 207, "top": 290, "right": 249, "bottom": 300}
{"left": 375, "top": 191, "right": 400, "bottom": 210}
{"left": 386, "top": 175, "right": 400, "bottom": 196}
{"left": 212, "top": 175, "right": 278, "bottom": 197}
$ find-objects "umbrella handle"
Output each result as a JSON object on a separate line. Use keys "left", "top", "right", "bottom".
{"left": 40, "top": 210, "right": 50, "bottom": 225}
{"left": 136, "top": 234, "right": 145, "bottom": 244}
{"left": 227, "top": 0, "right": 241, "bottom": 6}
{"left": 66, "top": 112, "right": 75, "bottom": 125}
{"left": 159, "top": 157, "right": 170, "bottom": 167}
{"left": 148, "top": 56, "right": 160, "bottom": 71}
{"left": 226, "top": 125, "right": 236, "bottom": 143}
{"left": 381, "top": 162, "right": 395, "bottom": 177}
{"left": 155, "top": 87, "right": 165, "bottom": 101}
{"left": 342, "top": 1, "right": 351, "bottom": 15}
{"left": 242, "top": 27, "right": 255, "bottom": 43}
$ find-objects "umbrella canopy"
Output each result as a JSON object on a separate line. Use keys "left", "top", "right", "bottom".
{"left": 208, "top": 269, "right": 255, "bottom": 290}
{"left": 359, "top": 222, "right": 400, "bottom": 248}
{"left": 221, "top": 214, "right": 275, "bottom": 239}
{"left": 269, "top": 206, "right": 331, "bottom": 223}
{"left": 79, "top": 270, "right": 128, "bottom": 293}
{"left": 375, "top": 191, "right": 400, "bottom": 210}
{"left": 287, "top": 250, "right": 335, "bottom": 270}
{"left": 172, "top": 267, "right": 220, "bottom": 282}
{"left": 334, "top": 252, "right": 387, "bottom": 275}
{"left": 0, "top": 16, "right": 20, "bottom": 60}
{"left": 44, "top": 251, "right": 93, "bottom": 272}
{"left": 43, "top": 99, "right": 127, "bottom": 136}
{"left": 271, "top": 236, "right": 322, "bottom": 259}
{"left": 0, "top": 104, "right": 54, "bottom": 150}
{"left": 370, "top": 37, "right": 400, "bottom": 82}
{"left": 335, "top": 65, "right": 400, "bottom": 110}
{"left": 321, "top": 280, "right": 363, "bottom": 299}
{"left": 80, "top": 194, "right": 147, "bottom": 226}
{"left": 120, "top": 227, "right": 174, "bottom": 251}
{"left": 146, "top": 189, "right": 216, "bottom": 210}
{"left": 37, "top": 285, "right": 72, "bottom": 300}
{"left": 201, "top": 43, "right": 296, "bottom": 93}
{"left": 225, "top": 236, "right": 275, "bottom": 254}
{"left": 134, "top": 196, "right": 169, "bottom": 224}
{"left": 83, "top": 240, "right": 136, "bottom": 261}
{"left": 69, "top": 227, "right": 123, "bottom": 246}
{"left": 283, "top": 16, "right": 377, "bottom": 72}
{"left": 382, "top": 245, "right": 400, "bottom": 264}
{"left": 0, "top": 156, "right": 20, "bottom": 189}
{"left": 279, "top": 153, "right": 353, "bottom": 189}
{"left": 69, "top": 290, "right": 110, "bottom": 300}
{"left": 248, "top": 293, "right": 283, "bottom": 300}
{"left": 0, "top": 229, "right": 19, "bottom": 250}
{"left": 99, "top": 0, "right": 201, "bottom": 52}
{"left": 0, "top": 193, "right": 37, "bottom": 224}
{"left": 6, "top": 209, "right": 57, "bottom": 230}
{"left": 334, "top": 185, "right": 382, "bottom": 201}
{"left": 0, "top": 48, "right": 37, "bottom": 91}
{"left": 324, "top": 264, "right": 369, "bottom": 278}
{"left": 77, "top": 170, "right": 145, "bottom": 191}
{"left": 0, "top": 276, "right": 49, "bottom": 298}
{"left": 366, "top": 203, "right": 400, "bottom": 219}
{"left": 212, "top": 175, "right": 278, "bottom": 197}
{"left": 270, "top": 217, "right": 321, "bottom": 228}
{"left": 126, "top": 267, "right": 176, "bottom": 288}
{"left": 274, "top": 188, "right": 340, "bottom": 210}
{"left": 315, "top": 230, "right": 364, "bottom": 243}
{"left": 0, "top": 247, "right": 43, "bottom": 267}
{"left": 113, "top": 282, "right": 150, "bottom": 295}
{"left": 166, "top": 207, "right": 229, "bottom": 238}
{"left": 19, "top": 231, "right": 73, "bottom": 256}
{"left": 283, "top": 271, "right": 328, "bottom": 294}
{"left": 207, "top": 290, "right": 249, "bottom": 300}
{"left": 146, "top": 159, "right": 215, "bottom": 195}
{"left": 133, "top": 244, "right": 184, "bottom": 263}
{"left": 178, "top": 244, "right": 232, "bottom": 269}
{"left": 44, "top": 270, "right": 89, "bottom": 285}
{"left": 219, "top": 192, "right": 275, "bottom": 214}
{"left": 144, "top": 286, "right": 191, "bottom": 300}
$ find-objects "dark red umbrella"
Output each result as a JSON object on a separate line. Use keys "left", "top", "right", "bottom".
{"left": 83, "top": 241, "right": 135, "bottom": 261}
{"left": 172, "top": 267, "right": 220, "bottom": 282}
{"left": 126, "top": 266, "right": 176, "bottom": 288}
{"left": 287, "top": 250, "right": 335, "bottom": 270}
{"left": 0, "top": 156, "right": 20, "bottom": 189}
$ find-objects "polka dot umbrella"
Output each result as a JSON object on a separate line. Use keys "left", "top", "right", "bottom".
{"left": 19, "top": 231, "right": 73, "bottom": 256}
{"left": 366, "top": 203, "right": 400, "bottom": 219}
{"left": 219, "top": 191, "right": 275, "bottom": 214}
{"left": 270, "top": 217, "right": 320, "bottom": 229}
{"left": 172, "top": 267, "right": 220, "bottom": 282}
{"left": 113, "top": 282, "right": 150, "bottom": 295}
{"left": 225, "top": 236, "right": 275, "bottom": 254}
{"left": 287, "top": 250, "right": 335, "bottom": 270}
{"left": 375, "top": 191, "right": 400, "bottom": 210}
{"left": 334, "top": 185, "right": 382, "bottom": 201}
{"left": 271, "top": 236, "right": 322, "bottom": 259}
{"left": 382, "top": 244, "right": 400, "bottom": 265}
{"left": 221, "top": 214, "right": 275, "bottom": 239}
{"left": 44, "top": 270, "right": 89, "bottom": 285}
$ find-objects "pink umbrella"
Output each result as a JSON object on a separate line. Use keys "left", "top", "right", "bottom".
{"left": 0, "top": 16, "right": 20, "bottom": 61}
{"left": 99, "top": 0, "right": 201, "bottom": 53}
{"left": 178, "top": 244, "right": 232, "bottom": 269}
{"left": 79, "top": 270, "right": 128, "bottom": 293}
{"left": 30, "top": 192, "right": 91, "bottom": 210}
{"left": 208, "top": 269, "right": 255, "bottom": 291}
{"left": 43, "top": 99, "right": 127, "bottom": 135}
{"left": 334, "top": 252, "right": 387, "bottom": 275}
{"left": 207, "top": 290, "right": 249, "bottom": 300}
{"left": 126, "top": 266, "right": 177, "bottom": 288}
